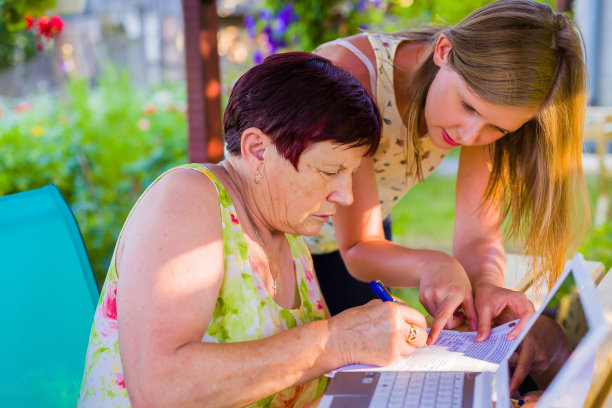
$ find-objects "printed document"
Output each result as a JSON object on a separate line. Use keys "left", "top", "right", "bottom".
{"left": 332, "top": 320, "right": 518, "bottom": 375}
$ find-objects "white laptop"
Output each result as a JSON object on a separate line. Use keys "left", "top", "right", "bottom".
{"left": 320, "top": 253, "right": 609, "bottom": 408}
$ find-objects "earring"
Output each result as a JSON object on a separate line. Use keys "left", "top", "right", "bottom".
{"left": 255, "top": 172, "right": 261, "bottom": 184}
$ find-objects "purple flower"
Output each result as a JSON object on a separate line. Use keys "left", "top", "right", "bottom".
{"left": 356, "top": 0, "right": 368, "bottom": 11}
{"left": 277, "top": 4, "right": 297, "bottom": 26}
{"left": 258, "top": 9, "right": 272, "bottom": 21}
{"left": 271, "top": 5, "right": 297, "bottom": 37}
{"left": 373, "top": 0, "right": 384, "bottom": 8}
{"left": 271, "top": 18, "right": 287, "bottom": 37}
{"left": 254, "top": 50, "right": 263, "bottom": 64}
{"left": 266, "top": 36, "right": 279, "bottom": 54}
{"left": 244, "top": 15, "right": 256, "bottom": 39}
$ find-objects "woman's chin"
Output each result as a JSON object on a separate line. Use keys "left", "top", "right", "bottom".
{"left": 295, "top": 222, "right": 324, "bottom": 237}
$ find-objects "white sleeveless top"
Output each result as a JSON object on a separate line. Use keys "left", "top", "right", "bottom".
{"left": 306, "top": 32, "right": 448, "bottom": 254}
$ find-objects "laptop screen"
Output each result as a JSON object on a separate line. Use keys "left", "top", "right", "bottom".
{"left": 507, "top": 270, "right": 590, "bottom": 403}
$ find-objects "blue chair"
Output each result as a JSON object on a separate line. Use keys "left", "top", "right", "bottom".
{"left": 0, "top": 185, "right": 99, "bottom": 407}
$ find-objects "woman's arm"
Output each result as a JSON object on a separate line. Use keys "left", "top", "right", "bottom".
{"left": 453, "top": 146, "right": 534, "bottom": 341}
{"left": 317, "top": 38, "right": 477, "bottom": 344}
{"left": 334, "top": 157, "right": 477, "bottom": 344}
{"left": 116, "top": 169, "right": 426, "bottom": 408}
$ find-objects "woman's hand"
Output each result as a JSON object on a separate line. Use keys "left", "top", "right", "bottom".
{"left": 473, "top": 283, "right": 535, "bottom": 342}
{"left": 419, "top": 254, "right": 478, "bottom": 345}
{"left": 508, "top": 315, "right": 570, "bottom": 395}
{"left": 327, "top": 300, "right": 428, "bottom": 368}
{"left": 515, "top": 391, "right": 544, "bottom": 407}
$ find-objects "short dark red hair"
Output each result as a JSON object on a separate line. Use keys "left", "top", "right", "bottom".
{"left": 223, "top": 52, "right": 381, "bottom": 168}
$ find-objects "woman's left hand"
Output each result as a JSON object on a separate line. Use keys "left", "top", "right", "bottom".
{"left": 420, "top": 254, "right": 478, "bottom": 345}
{"left": 473, "top": 283, "right": 535, "bottom": 342}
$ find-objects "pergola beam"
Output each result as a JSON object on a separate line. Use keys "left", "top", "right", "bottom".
{"left": 182, "top": 0, "right": 224, "bottom": 163}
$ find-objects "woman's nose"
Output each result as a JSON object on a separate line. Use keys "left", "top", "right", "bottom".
{"left": 328, "top": 175, "right": 354, "bottom": 207}
{"left": 458, "top": 118, "right": 482, "bottom": 146}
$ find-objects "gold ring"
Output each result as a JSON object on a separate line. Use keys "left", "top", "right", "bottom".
{"left": 407, "top": 324, "right": 418, "bottom": 343}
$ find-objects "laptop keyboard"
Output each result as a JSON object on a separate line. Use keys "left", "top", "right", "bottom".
{"left": 369, "top": 372, "right": 465, "bottom": 408}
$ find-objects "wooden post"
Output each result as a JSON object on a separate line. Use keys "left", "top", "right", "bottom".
{"left": 182, "top": 0, "right": 224, "bottom": 163}
{"left": 555, "top": 0, "right": 572, "bottom": 12}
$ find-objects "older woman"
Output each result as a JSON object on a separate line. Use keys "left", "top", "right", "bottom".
{"left": 77, "top": 52, "right": 428, "bottom": 407}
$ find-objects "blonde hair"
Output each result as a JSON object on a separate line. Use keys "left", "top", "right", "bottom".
{"left": 396, "top": 0, "right": 590, "bottom": 288}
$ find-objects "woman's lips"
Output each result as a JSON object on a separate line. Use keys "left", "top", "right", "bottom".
{"left": 442, "top": 129, "right": 460, "bottom": 147}
{"left": 314, "top": 214, "right": 332, "bottom": 222}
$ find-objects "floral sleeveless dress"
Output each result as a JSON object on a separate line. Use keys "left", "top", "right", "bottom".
{"left": 78, "top": 164, "right": 329, "bottom": 407}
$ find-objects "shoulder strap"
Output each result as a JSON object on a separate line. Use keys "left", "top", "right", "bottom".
{"left": 319, "top": 38, "right": 377, "bottom": 95}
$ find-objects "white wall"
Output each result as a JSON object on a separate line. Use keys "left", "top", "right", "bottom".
{"left": 575, "top": 0, "right": 612, "bottom": 106}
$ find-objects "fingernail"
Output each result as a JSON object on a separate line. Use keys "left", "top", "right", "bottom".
{"left": 518, "top": 399, "right": 525, "bottom": 406}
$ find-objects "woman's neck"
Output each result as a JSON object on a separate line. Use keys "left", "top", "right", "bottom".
{"left": 219, "top": 159, "right": 284, "bottom": 250}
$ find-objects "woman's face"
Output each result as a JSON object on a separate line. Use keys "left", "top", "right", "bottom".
{"left": 424, "top": 36, "right": 539, "bottom": 150}
{"left": 263, "top": 141, "right": 368, "bottom": 237}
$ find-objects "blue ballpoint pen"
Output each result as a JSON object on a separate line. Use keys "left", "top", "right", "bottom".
{"left": 370, "top": 280, "right": 394, "bottom": 302}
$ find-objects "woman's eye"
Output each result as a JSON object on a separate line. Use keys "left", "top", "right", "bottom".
{"left": 321, "top": 170, "right": 339, "bottom": 177}
{"left": 461, "top": 101, "right": 476, "bottom": 112}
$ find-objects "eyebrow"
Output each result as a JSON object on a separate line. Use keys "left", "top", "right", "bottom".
{"left": 320, "top": 163, "right": 347, "bottom": 170}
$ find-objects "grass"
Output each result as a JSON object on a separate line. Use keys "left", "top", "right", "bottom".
{"left": 391, "top": 173, "right": 456, "bottom": 254}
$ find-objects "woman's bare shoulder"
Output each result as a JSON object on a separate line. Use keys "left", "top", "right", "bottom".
{"left": 116, "top": 167, "right": 223, "bottom": 269}
{"left": 314, "top": 34, "right": 375, "bottom": 95}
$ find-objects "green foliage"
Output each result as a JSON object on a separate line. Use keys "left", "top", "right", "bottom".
{"left": 579, "top": 221, "right": 612, "bottom": 271}
{"left": 0, "top": 0, "right": 56, "bottom": 67}
{"left": 252, "top": 0, "right": 554, "bottom": 57}
{"left": 0, "top": 0, "right": 57, "bottom": 26}
{"left": 0, "top": 66, "right": 187, "bottom": 284}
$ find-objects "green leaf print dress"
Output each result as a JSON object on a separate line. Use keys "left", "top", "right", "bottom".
{"left": 78, "top": 164, "right": 329, "bottom": 407}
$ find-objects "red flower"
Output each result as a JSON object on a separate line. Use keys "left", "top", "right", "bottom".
{"left": 36, "top": 15, "right": 64, "bottom": 39}
{"left": 13, "top": 101, "right": 34, "bottom": 114}
{"left": 142, "top": 103, "right": 157, "bottom": 115}
{"left": 25, "top": 15, "right": 34, "bottom": 30}
{"left": 230, "top": 213, "right": 240, "bottom": 225}
{"left": 37, "top": 16, "right": 50, "bottom": 37}
{"left": 48, "top": 15, "right": 64, "bottom": 36}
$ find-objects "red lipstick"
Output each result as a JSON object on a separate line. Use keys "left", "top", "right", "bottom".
{"left": 442, "top": 129, "right": 460, "bottom": 147}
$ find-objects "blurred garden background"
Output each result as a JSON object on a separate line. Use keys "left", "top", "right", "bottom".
{"left": 1, "top": 0, "right": 611, "bottom": 288}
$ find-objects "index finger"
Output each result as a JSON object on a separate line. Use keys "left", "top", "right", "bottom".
{"left": 427, "top": 297, "right": 460, "bottom": 345}
{"left": 461, "top": 289, "right": 478, "bottom": 332}
{"left": 507, "top": 301, "right": 535, "bottom": 341}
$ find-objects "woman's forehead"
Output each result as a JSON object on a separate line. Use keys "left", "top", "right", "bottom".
{"left": 300, "top": 141, "right": 367, "bottom": 166}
